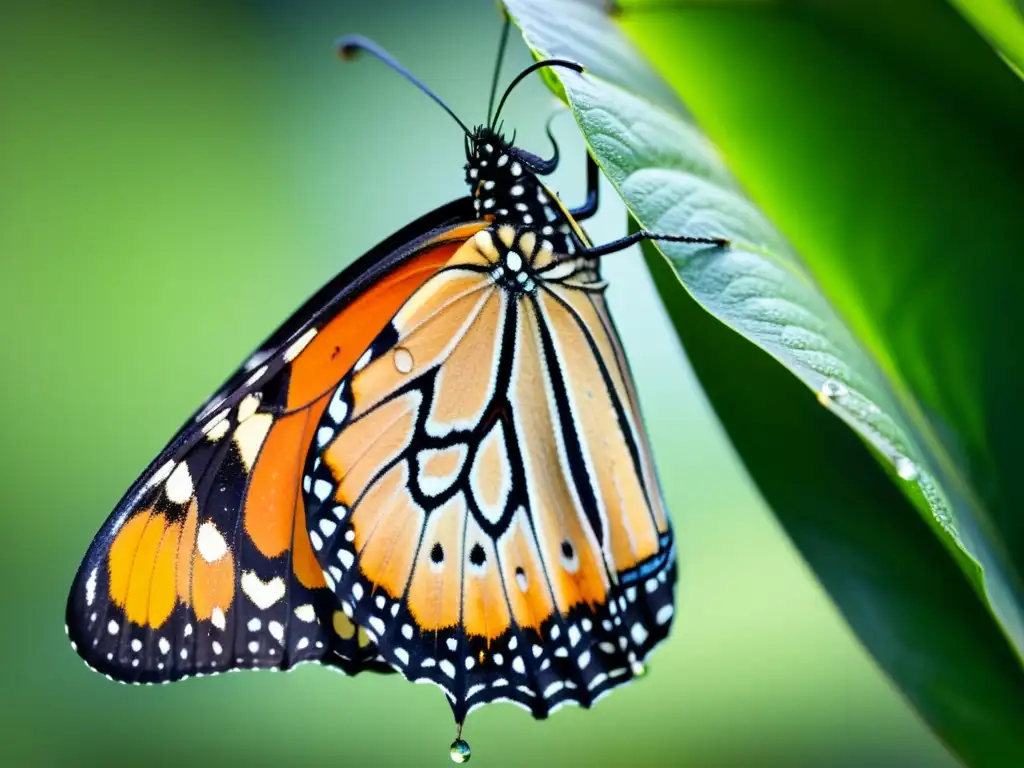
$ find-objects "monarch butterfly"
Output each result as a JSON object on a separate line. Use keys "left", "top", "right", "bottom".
{"left": 65, "top": 22, "right": 727, "bottom": 763}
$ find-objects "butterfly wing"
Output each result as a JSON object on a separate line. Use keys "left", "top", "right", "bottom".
{"left": 65, "top": 200, "right": 488, "bottom": 683}
{"left": 303, "top": 226, "right": 676, "bottom": 721}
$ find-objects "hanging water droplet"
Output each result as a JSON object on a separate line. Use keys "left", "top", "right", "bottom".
{"left": 449, "top": 739, "right": 471, "bottom": 763}
{"left": 393, "top": 346, "right": 414, "bottom": 374}
{"left": 894, "top": 456, "right": 919, "bottom": 481}
{"left": 631, "top": 660, "right": 647, "bottom": 678}
{"left": 817, "top": 378, "right": 848, "bottom": 404}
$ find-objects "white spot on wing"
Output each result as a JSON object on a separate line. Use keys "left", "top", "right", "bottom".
{"left": 237, "top": 393, "right": 261, "bottom": 422}
{"left": 211, "top": 606, "right": 226, "bottom": 630}
{"left": 313, "top": 479, "right": 332, "bottom": 501}
{"left": 165, "top": 462, "right": 194, "bottom": 504}
{"left": 294, "top": 604, "right": 315, "bottom": 622}
{"left": 233, "top": 412, "right": 273, "bottom": 471}
{"left": 244, "top": 365, "right": 268, "bottom": 388}
{"left": 196, "top": 521, "right": 228, "bottom": 563}
{"left": 630, "top": 622, "right": 649, "bottom": 645}
{"left": 148, "top": 460, "right": 175, "bottom": 491}
{"left": 327, "top": 385, "right": 348, "bottom": 424}
{"left": 85, "top": 568, "right": 97, "bottom": 606}
{"left": 416, "top": 445, "right": 468, "bottom": 497}
{"left": 316, "top": 426, "right": 334, "bottom": 447}
{"left": 283, "top": 327, "right": 317, "bottom": 362}
{"left": 204, "top": 418, "right": 231, "bottom": 442}
{"left": 241, "top": 571, "right": 286, "bottom": 610}
{"left": 353, "top": 348, "right": 372, "bottom": 372}
{"left": 268, "top": 621, "right": 284, "bottom": 643}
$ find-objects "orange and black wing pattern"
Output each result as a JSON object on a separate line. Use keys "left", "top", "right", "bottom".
{"left": 65, "top": 200, "right": 487, "bottom": 684}
{"left": 303, "top": 225, "right": 677, "bottom": 721}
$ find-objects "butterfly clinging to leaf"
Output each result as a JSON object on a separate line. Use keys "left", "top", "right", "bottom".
{"left": 65, "top": 19, "right": 727, "bottom": 763}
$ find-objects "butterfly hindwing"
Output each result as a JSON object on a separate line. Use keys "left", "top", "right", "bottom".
{"left": 65, "top": 203, "right": 487, "bottom": 684}
{"left": 304, "top": 226, "right": 677, "bottom": 721}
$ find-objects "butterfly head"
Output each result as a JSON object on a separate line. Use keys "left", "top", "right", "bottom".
{"left": 465, "top": 126, "right": 559, "bottom": 230}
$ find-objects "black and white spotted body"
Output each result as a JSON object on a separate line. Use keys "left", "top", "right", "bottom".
{"left": 464, "top": 126, "right": 580, "bottom": 257}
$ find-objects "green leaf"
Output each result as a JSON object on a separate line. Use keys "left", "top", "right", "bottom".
{"left": 947, "top": 0, "right": 1024, "bottom": 78}
{"left": 642, "top": 232, "right": 1024, "bottom": 765}
{"left": 503, "top": 0, "right": 1024, "bottom": 761}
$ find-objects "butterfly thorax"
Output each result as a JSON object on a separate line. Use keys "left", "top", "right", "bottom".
{"left": 465, "top": 126, "right": 580, "bottom": 256}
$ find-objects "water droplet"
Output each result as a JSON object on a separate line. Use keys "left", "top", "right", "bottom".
{"left": 895, "top": 456, "right": 919, "bottom": 481}
{"left": 631, "top": 660, "right": 647, "bottom": 678}
{"left": 450, "top": 739, "right": 471, "bottom": 763}
{"left": 393, "top": 346, "right": 414, "bottom": 374}
{"left": 817, "top": 378, "right": 848, "bottom": 404}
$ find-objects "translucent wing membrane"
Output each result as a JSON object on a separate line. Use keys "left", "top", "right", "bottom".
{"left": 65, "top": 202, "right": 486, "bottom": 684}
{"left": 304, "top": 226, "right": 677, "bottom": 721}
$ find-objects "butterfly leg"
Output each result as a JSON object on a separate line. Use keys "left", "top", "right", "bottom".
{"left": 568, "top": 152, "right": 600, "bottom": 221}
{"left": 583, "top": 228, "right": 729, "bottom": 259}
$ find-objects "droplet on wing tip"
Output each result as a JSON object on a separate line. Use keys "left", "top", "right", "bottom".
{"left": 449, "top": 739, "right": 471, "bottom": 763}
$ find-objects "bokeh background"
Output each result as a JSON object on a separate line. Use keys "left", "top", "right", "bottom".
{"left": 1, "top": 1, "right": 961, "bottom": 765}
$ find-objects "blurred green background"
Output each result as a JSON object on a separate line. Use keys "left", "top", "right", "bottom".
{"left": 0, "top": 1, "right": 961, "bottom": 765}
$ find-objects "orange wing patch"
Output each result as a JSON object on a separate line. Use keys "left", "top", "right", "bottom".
{"left": 538, "top": 291, "right": 660, "bottom": 571}
{"left": 244, "top": 413, "right": 303, "bottom": 559}
{"left": 513, "top": 301, "right": 610, "bottom": 613}
{"left": 462, "top": 514, "right": 511, "bottom": 640}
{"left": 190, "top": 518, "right": 236, "bottom": 624}
{"left": 106, "top": 497, "right": 237, "bottom": 630}
{"left": 550, "top": 285, "right": 670, "bottom": 536}
{"left": 354, "top": 465, "right": 425, "bottom": 600}
{"left": 108, "top": 509, "right": 171, "bottom": 627}
{"left": 428, "top": 291, "right": 504, "bottom": 436}
{"left": 287, "top": 234, "right": 482, "bottom": 411}
{"left": 350, "top": 275, "right": 492, "bottom": 422}
{"left": 325, "top": 391, "right": 421, "bottom": 509}
{"left": 405, "top": 494, "right": 466, "bottom": 632}
{"left": 496, "top": 507, "right": 556, "bottom": 633}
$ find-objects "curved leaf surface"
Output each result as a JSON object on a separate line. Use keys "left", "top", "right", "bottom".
{"left": 504, "top": 0, "right": 1024, "bottom": 762}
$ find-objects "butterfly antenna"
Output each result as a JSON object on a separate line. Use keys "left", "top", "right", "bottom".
{"left": 486, "top": 17, "right": 512, "bottom": 126}
{"left": 337, "top": 35, "right": 473, "bottom": 138}
{"left": 490, "top": 58, "right": 584, "bottom": 130}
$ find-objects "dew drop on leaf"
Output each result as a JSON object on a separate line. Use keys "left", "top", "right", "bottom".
{"left": 895, "top": 456, "right": 919, "bottom": 481}
{"left": 817, "top": 378, "right": 848, "bottom": 404}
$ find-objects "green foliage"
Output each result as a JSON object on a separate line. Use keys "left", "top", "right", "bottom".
{"left": 947, "top": 0, "right": 1024, "bottom": 77}
{"left": 504, "top": 0, "right": 1024, "bottom": 763}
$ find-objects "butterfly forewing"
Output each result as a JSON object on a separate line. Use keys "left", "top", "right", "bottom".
{"left": 304, "top": 226, "right": 677, "bottom": 720}
{"left": 65, "top": 203, "right": 486, "bottom": 684}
